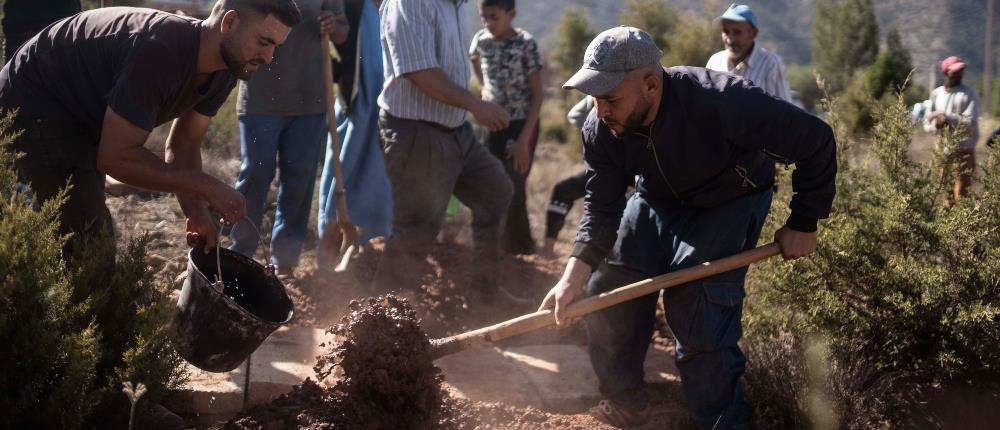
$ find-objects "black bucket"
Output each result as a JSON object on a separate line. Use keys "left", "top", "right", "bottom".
{"left": 173, "top": 246, "right": 294, "bottom": 372}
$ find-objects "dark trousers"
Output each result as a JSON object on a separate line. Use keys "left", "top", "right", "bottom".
{"left": 586, "top": 190, "right": 772, "bottom": 430}
{"left": 11, "top": 117, "right": 113, "bottom": 252}
{"left": 485, "top": 119, "right": 537, "bottom": 254}
{"left": 544, "top": 169, "right": 587, "bottom": 239}
{"left": 373, "top": 112, "right": 512, "bottom": 291}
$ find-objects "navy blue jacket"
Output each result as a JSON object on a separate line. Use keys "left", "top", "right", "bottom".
{"left": 572, "top": 66, "right": 837, "bottom": 268}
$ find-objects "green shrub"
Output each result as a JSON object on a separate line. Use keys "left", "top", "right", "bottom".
{"left": 812, "top": 0, "right": 878, "bottom": 95}
{"left": 618, "top": 0, "right": 678, "bottom": 55}
{"left": 0, "top": 112, "right": 101, "bottom": 429}
{"left": 660, "top": 8, "right": 720, "bottom": 69}
{"left": 745, "top": 84, "right": 1000, "bottom": 427}
{"left": 551, "top": 8, "right": 595, "bottom": 85}
{"left": 69, "top": 233, "right": 187, "bottom": 428}
{"left": 787, "top": 64, "right": 823, "bottom": 112}
{"left": 0, "top": 111, "right": 185, "bottom": 428}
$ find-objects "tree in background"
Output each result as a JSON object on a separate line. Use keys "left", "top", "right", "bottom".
{"left": 840, "top": 27, "right": 921, "bottom": 135}
{"left": 544, "top": 8, "right": 595, "bottom": 145}
{"left": 787, "top": 64, "right": 824, "bottom": 112}
{"left": 866, "top": 27, "right": 914, "bottom": 100}
{"left": 661, "top": 8, "right": 720, "bottom": 68}
{"left": 618, "top": 0, "right": 677, "bottom": 55}
{"left": 618, "top": 0, "right": 720, "bottom": 69}
{"left": 552, "top": 8, "right": 595, "bottom": 85}
{"left": 813, "top": 0, "right": 879, "bottom": 94}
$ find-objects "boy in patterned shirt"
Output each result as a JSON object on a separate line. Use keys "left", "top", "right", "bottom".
{"left": 470, "top": 0, "right": 544, "bottom": 255}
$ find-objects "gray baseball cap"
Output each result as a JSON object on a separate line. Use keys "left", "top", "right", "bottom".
{"left": 563, "top": 26, "right": 664, "bottom": 96}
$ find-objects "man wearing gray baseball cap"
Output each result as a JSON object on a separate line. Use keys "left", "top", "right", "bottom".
{"left": 538, "top": 26, "right": 838, "bottom": 429}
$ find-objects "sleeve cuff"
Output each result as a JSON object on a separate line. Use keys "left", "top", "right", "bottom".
{"left": 395, "top": 59, "right": 439, "bottom": 76}
{"left": 785, "top": 213, "right": 818, "bottom": 233}
{"left": 570, "top": 242, "right": 606, "bottom": 269}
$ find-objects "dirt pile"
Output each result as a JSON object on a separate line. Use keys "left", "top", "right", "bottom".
{"left": 222, "top": 294, "right": 444, "bottom": 429}
{"left": 315, "top": 295, "right": 445, "bottom": 429}
{"left": 220, "top": 380, "right": 615, "bottom": 430}
{"left": 220, "top": 295, "right": 614, "bottom": 430}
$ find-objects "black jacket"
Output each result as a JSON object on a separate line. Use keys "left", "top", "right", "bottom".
{"left": 572, "top": 66, "right": 837, "bottom": 268}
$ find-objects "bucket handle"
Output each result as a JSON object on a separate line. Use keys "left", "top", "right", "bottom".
{"left": 214, "top": 218, "right": 276, "bottom": 289}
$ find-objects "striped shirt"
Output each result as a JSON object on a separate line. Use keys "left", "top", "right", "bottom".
{"left": 706, "top": 44, "right": 791, "bottom": 102}
{"left": 378, "top": 0, "right": 470, "bottom": 128}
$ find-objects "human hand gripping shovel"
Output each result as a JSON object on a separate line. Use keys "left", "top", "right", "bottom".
{"left": 428, "top": 243, "right": 781, "bottom": 359}
{"left": 320, "top": 33, "right": 361, "bottom": 273}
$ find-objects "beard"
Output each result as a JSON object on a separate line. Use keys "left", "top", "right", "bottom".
{"left": 221, "top": 36, "right": 255, "bottom": 81}
{"left": 622, "top": 98, "right": 651, "bottom": 135}
{"left": 606, "top": 96, "right": 652, "bottom": 137}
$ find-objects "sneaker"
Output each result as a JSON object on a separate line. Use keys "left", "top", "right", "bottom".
{"left": 588, "top": 399, "right": 651, "bottom": 429}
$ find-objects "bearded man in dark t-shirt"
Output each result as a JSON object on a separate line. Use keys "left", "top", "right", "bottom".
{"left": 0, "top": 0, "right": 300, "bottom": 253}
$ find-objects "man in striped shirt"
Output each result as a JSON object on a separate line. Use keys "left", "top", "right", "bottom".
{"left": 705, "top": 3, "right": 791, "bottom": 102}
{"left": 374, "top": 0, "right": 526, "bottom": 307}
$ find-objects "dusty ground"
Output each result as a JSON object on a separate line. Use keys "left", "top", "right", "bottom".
{"left": 218, "top": 295, "right": 622, "bottom": 430}
{"left": 111, "top": 129, "right": 1000, "bottom": 429}
{"left": 108, "top": 140, "right": 695, "bottom": 429}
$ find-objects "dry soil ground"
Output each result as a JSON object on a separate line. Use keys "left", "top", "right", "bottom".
{"left": 108, "top": 140, "right": 697, "bottom": 429}
{"left": 110, "top": 131, "right": 1000, "bottom": 429}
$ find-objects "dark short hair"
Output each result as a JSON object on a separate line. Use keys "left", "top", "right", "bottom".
{"left": 480, "top": 0, "right": 515, "bottom": 11}
{"left": 212, "top": 0, "right": 301, "bottom": 28}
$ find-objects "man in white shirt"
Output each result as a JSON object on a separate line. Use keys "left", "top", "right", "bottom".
{"left": 924, "top": 55, "right": 980, "bottom": 203}
{"left": 705, "top": 3, "right": 791, "bottom": 102}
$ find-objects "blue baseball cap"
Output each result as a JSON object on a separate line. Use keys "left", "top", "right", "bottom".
{"left": 714, "top": 3, "right": 758, "bottom": 28}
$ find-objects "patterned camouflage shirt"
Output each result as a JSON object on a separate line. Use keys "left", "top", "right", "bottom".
{"left": 469, "top": 28, "right": 543, "bottom": 120}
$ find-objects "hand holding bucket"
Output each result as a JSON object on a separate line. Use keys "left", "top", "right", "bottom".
{"left": 173, "top": 217, "right": 293, "bottom": 373}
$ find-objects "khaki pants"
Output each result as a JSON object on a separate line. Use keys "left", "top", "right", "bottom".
{"left": 945, "top": 148, "right": 976, "bottom": 205}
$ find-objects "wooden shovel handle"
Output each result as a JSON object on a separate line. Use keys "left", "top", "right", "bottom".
{"left": 320, "top": 34, "right": 352, "bottom": 226}
{"left": 430, "top": 242, "right": 782, "bottom": 359}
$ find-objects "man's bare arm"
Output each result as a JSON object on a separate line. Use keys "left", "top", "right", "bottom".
{"left": 97, "top": 107, "right": 244, "bottom": 222}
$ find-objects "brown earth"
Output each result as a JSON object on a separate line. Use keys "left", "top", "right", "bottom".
{"left": 108, "top": 187, "right": 689, "bottom": 429}
{"left": 217, "top": 378, "right": 618, "bottom": 430}
{"left": 102, "top": 117, "right": 1000, "bottom": 430}
{"left": 217, "top": 295, "right": 618, "bottom": 430}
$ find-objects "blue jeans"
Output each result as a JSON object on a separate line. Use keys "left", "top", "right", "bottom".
{"left": 585, "top": 190, "right": 772, "bottom": 430}
{"left": 230, "top": 113, "right": 327, "bottom": 269}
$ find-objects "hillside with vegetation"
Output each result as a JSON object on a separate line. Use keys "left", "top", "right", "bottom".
{"left": 469, "top": 0, "right": 996, "bottom": 76}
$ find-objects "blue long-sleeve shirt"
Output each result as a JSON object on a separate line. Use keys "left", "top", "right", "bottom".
{"left": 571, "top": 66, "right": 837, "bottom": 268}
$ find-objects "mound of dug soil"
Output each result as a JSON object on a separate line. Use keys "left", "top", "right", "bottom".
{"left": 219, "top": 295, "right": 613, "bottom": 430}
